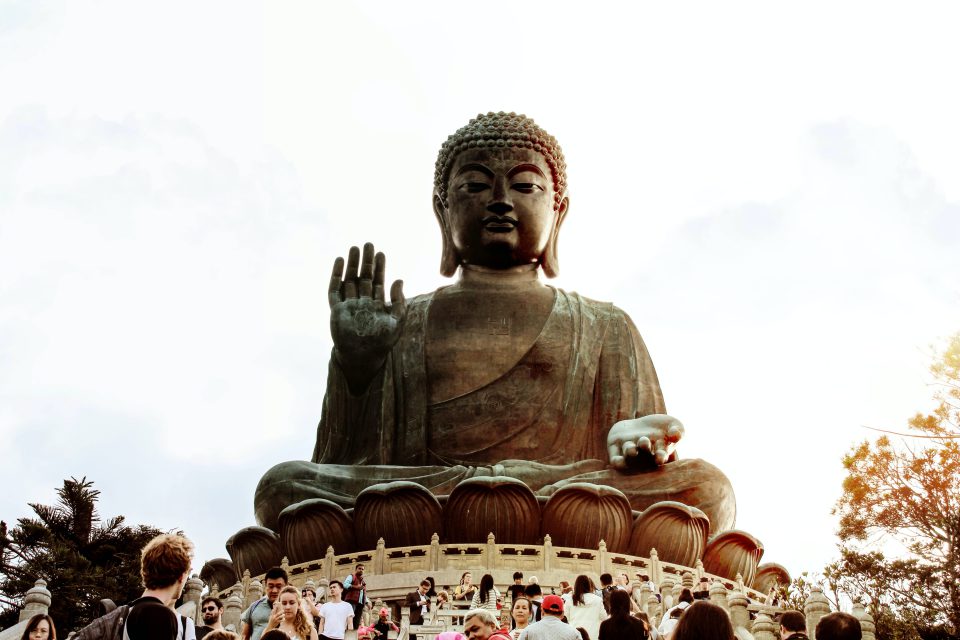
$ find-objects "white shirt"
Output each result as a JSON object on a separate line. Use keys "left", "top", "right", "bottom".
{"left": 319, "top": 601, "right": 354, "bottom": 640}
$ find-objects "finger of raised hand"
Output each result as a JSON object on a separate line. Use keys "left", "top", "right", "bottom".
{"left": 636, "top": 435, "right": 652, "bottom": 454}
{"left": 653, "top": 438, "right": 668, "bottom": 464}
{"left": 389, "top": 279, "right": 406, "bottom": 319}
{"left": 666, "top": 422, "right": 684, "bottom": 442}
{"left": 373, "top": 252, "right": 386, "bottom": 300}
{"left": 345, "top": 245, "right": 361, "bottom": 283}
{"left": 359, "top": 243, "right": 375, "bottom": 297}
{"left": 328, "top": 256, "right": 345, "bottom": 307}
{"left": 608, "top": 444, "right": 626, "bottom": 469}
{"left": 622, "top": 440, "right": 638, "bottom": 458}
{"left": 344, "top": 280, "right": 357, "bottom": 299}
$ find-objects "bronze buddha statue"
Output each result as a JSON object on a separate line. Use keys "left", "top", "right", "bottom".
{"left": 253, "top": 112, "right": 736, "bottom": 536}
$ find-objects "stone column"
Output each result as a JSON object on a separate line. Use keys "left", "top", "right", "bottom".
{"left": 19, "top": 579, "right": 51, "bottom": 622}
{"left": 728, "top": 590, "right": 750, "bottom": 630}
{"left": 660, "top": 576, "right": 676, "bottom": 611}
{"left": 804, "top": 586, "right": 831, "bottom": 639}
{"left": 852, "top": 603, "right": 876, "bottom": 640}
{"left": 750, "top": 613, "right": 778, "bottom": 640}
{"left": 223, "top": 590, "right": 244, "bottom": 631}
{"left": 184, "top": 574, "right": 204, "bottom": 621}
{"left": 709, "top": 580, "right": 729, "bottom": 612}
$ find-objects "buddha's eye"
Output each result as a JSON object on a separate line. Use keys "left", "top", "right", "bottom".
{"left": 462, "top": 182, "right": 491, "bottom": 193}
{"left": 512, "top": 183, "right": 543, "bottom": 194}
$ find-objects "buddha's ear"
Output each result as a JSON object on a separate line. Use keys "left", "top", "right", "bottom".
{"left": 433, "top": 193, "right": 459, "bottom": 277}
{"left": 542, "top": 194, "right": 569, "bottom": 278}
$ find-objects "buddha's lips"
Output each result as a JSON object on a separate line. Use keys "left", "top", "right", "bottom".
{"left": 482, "top": 215, "right": 518, "bottom": 231}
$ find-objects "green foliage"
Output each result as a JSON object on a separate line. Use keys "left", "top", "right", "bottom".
{"left": 0, "top": 477, "right": 163, "bottom": 632}
{"left": 833, "top": 333, "right": 960, "bottom": 637}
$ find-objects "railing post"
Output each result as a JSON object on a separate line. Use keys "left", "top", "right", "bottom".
{"left": 375, "top": 537, "right": 386, "bottom": 575}
{"left": 485, "top": 532, "right": 496, "bottom": 570}
{"left": 751, "top": 613, "right": 778, "bottom": 640}
{"left": 430, "top": 533, "right": 441, "bottom": 571}
{"left": 649, "top": 548, "right": 661, "bottom": 584}
{"left": 804, "top": 586, "right": 831, "bottom": 639}
{"left": 598, "top": 539, "right": 607, "bottom": 576}
{"left": 543, "top": 534, "right": 553, "bottom": 574}
{"left": 18, "top": 579, "right": 51, "bottom": 622}
{"left": 709, "top": 580, "right": 729, "bottom": 612}
{"left": 728, "top": 589, "right": 749, "bottom": 629}
{"left": 223, "top": 589, "right": 243, "bottom": 632}
{"left": 852, "top": 602, "right": 876, "bottom": 640}
{"left": 324, "top": 545, "right": 336, "bottom": 582}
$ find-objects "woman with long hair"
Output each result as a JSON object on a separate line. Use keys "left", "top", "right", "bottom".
{"left": 470, "top": 573, "right": 501, "bottom": 612}
{"left": 20, "top": 614, "right": 56, "bottom": 640}
{"left": 598, "top": 590, "right": 647, "bottom": 640}
{"left": 562, "top": 575, "right": 606, "bottom": 640}
{"left": 269, "top": 586, "right": 319, "bottom": 640}
{"left": 509, "top": 596, "right": 532, "bottom": 639}
{"left": 671, "top": 601, "right": 734, "bottom": 640}
{"left": 454, "top": 571, "right": 476, "bottom": 602}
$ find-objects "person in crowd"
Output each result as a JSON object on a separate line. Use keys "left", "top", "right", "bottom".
{"left": 814, "top": 613, "right": 861, "bottom": 640}
{"left": 779, "top": 610, "right": 808, "bottom": 640}
{"left": 671, "top": 601, "right": 734, "bottom": 640}
{"left": 197, "top": 597, "right": 225, "bottom": 639}
{"left": 636, "top": 612, "right": 658, "bottom": 640}
{"left": 463, "top": 609, "right": 511, "bottom": 640}
{"left": 264, "top": 586, "right": 318, "bottom": 640}
{"left": 241, "top": 567, "right": 289, "bottom": 640}
{"left": 371, "top": 606, "right": 399, "bottom": 638}
{"left": 559, "top": 581, "right": 573, "bottom": 596}
{"left": 317, "top": 581, "right": 354, "bottom": 640}
{"left": 203, "top": 633, "right": 239, "bottom": 640}
{"left": 524, "top": 583, "right": 543, "bottom": 622}
{"left": 657, "top": 588, "right": 694, "bottom": 636}
{"left": 436, "top": 633, "right": 467, "bottom": 640}
{"left": 20, "top": 613, "right": 56, "bottom": 640}
{"left": 598, "top": 574, "right": 616, "bottom": 613}
{"left": 638, "top": 575, "right": 660, "bottom": 604}
{"left": 562, "top": 575, "right": 605, "bottom": 640}
{"left": 615, "top": 573, "right": 631, "bottom": 592}
{"left": 260, "top": 632, "right": 289, "bottom": 640}
{"left": 576, "top": 629, "right": 590, "bottom": 640}
{"left": 406, "top": 578, "right": 432, "bottom": 640}
{"left": 509, "top": 596, "right": 533, "bottom": 639}
{"left": 76, "top": 533, "right": 194, "bottom": 640}
{"left": 437, "top": 590, "right": 451, "bottom": 609}
{"left": 426, "top": 576, "right": 438, "bottom": 598}
{"left": 300, "top": 587, "right": 322, "bottom": 629}
{"left": 471, "top": 574, "right": 501, "bottom": 612}
{"left": 127, "top": 601, "right": 180, "bottom": 640}
{"left": 693, "top": 577, "right": 710, "bottom": 601}
{"left": 343, "top": 563, "right": 367, "bottom": 630}
{"left": 508, "top": 572, "right": 526, "bottom": 603}
{"left": 598, "top": 590, "right": 647, "bottom": 640}
{"left": 517, "top": 595, "right": 579, "bottom": 640}
{"left": 455, "top": 572, "right": 477, "bottom": 602}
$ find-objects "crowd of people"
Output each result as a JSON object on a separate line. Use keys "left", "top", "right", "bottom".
{"left": 16, "top": 532, "right": 865, "bottom": 640}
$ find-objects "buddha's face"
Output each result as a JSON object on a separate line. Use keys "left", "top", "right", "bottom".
{"left": 437, "top": 146, "right": 567, "bottom": 271}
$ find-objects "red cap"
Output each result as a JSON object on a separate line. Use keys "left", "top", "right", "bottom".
{"left": 541, "top": 594, "right": 564, "bottom": 614}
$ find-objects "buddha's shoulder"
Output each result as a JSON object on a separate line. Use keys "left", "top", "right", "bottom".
{"left": 553, "top": 287, "right": 633, "bottom": 321}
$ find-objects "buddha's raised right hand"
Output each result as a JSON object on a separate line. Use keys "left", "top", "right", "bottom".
{"left": 329, "top": 242, "right": 405, "bottom": 393}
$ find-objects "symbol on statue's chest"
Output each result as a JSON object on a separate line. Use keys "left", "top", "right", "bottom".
{"left": 487, "top": 316, "right": 511, "bottom": 335}
{"left": 353, "top": 309, "right": 376, "bottom": 337}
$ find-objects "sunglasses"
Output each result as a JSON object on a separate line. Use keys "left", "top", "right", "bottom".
{"left": 202, "top": 606, "right": 219, "bottom": 612}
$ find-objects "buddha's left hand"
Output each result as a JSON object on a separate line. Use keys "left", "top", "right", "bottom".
{"left": 607, "top": 414, "right": 684, "bottom": 469}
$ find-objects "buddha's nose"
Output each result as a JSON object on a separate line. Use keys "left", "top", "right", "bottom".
{"left": 487, "top": 179, "right": 513, "bottom": 214}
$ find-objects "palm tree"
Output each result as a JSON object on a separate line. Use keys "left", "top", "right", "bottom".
{"left": 1, "top": 477, "right": 163, "bottom": 631}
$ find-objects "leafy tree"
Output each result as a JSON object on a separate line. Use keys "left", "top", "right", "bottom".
{"left": 1, "top": 477, "right": 163, "bottom": 632}
{"left": 834, "top": 333, "right": 960, "bottom": 636}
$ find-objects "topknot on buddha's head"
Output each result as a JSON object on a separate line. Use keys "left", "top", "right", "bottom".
{"left": 434, "top": 112, "right": 567, "bottom": 209}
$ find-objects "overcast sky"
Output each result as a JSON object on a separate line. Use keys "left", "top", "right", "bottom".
{"left": 2, "top": 0, "right": 959, "bottom": 589}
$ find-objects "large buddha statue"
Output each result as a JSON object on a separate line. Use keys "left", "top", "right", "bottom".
{"left": 254, "top": 112, "right": 736, "bottom": 536}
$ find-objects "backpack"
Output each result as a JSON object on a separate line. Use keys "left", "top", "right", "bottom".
{"left": 75, "top": 598, "right": 191, "bottom": 640}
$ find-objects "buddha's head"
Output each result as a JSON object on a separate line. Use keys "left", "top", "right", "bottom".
{"left": 433, "top": 112, "right": 568, "bottom": 277}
